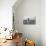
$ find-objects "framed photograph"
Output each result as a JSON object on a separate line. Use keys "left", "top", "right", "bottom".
{"left": 23, "top": 16, "right": 36, "bottom": 25}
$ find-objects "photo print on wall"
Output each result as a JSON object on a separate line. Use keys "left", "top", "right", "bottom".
{"left": 23, "top": 16, "right": 36, "bottom": 25}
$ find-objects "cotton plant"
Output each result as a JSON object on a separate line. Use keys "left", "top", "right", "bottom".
{"left": 0, "top": 27, "right": 13, "bottom": 37}
{"left": 0, "top": 27, "right": 4, "bottom": 33}
{"left": 5, "top": 28, "right": 12, "bottom": 36}
{"left": 0, "top": 27, "right": 7, "bottom": 44}
{"left": 0, "top": 27, "right": 9, "bottom": 38}
{"left": 0, "top": 27, "right": 6, "bottom": 38}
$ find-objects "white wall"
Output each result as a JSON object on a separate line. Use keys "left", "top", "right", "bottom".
{"left": 41, "top": 0, "right": 46, "bottom": 46}
{"left": 13, "top": 0, "right": 41, "bottom": 46}
{"left": 0, "top": 0, "right": 16, "bottom": 30}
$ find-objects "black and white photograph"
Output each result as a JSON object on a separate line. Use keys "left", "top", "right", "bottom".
{"left": 23, "top": 17, "right": 36, "bottom": 25}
